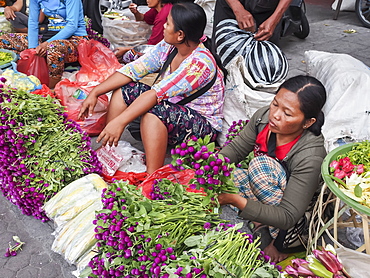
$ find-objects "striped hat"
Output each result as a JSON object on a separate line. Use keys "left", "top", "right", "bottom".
{"left": 215, "top": 19, "right": 288, "bottom": 85}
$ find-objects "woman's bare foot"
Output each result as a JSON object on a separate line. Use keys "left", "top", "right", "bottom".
{"left": 263, "top": 240, "right": 289, "bottom": 263}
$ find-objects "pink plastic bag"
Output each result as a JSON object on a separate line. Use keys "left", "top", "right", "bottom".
{"left": 54, "top": 79, "right": 109, "bottom": 136}
{"left": 17, "top": 49, "right": 49, "bottom": 85}
{"left": 76, "top": 39, "right": 122, "bottom": 83}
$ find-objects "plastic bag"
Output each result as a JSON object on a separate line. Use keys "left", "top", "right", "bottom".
{"left": 31, "top": 84, "right": 54, "bottom": 97}
{"left": 96, "top": 140, "right": 147, "bottom": 176}
{"left": 43, "top": 173, "right": 107, "bottom": 227}
{"left": 138, "top": 164, "right": 196, "bottom": 198}
{"left": 54, "top": 79, "right": 109, "bottom": 136}
{"left": 76, "top": 39, "right": 122, "bottom": 83}
{"left": 102, "top": 16, "right": 152, "bottom": 49}
{"left": 215, "top": 19, "right": 288, "bottom": 85}
{"left": 1, "top": 67, "right": 42, "bottom": 92}
{"left": 0, "top": 15, "right": 13, "bottom": 33}
{"left": 101, "top": 171, "right": 148, "bottom": 185}
{"left": 17, "top": 48, "right": 49, "bottom": 85}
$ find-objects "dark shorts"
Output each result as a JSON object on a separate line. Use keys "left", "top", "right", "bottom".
{"left": 121, "top": 82, "right": 218, "bottom": 146}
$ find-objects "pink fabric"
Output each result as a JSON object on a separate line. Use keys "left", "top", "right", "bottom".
{"left": 143, "top": 4, "right": 172, "bottom": 45}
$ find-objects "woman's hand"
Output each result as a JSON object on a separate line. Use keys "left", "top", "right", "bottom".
{"left": 78, "top": 92, "right": 98, "bottom": 120}
{"left": 218, "top": 193, "right": 247, "bottom": 210}
{"left": 97, "top": 117, "right": 125, "bottom": 147}
{"left": 35, "top": 41, "right": 48, "bottom": 57}
{"left": 234, "top": 9, "right": 256, "bottom": 33}
{"left": 114, "top": 47, "right": 132, "bottom": 61}
{"left": 129, "top": 3, "right": 138, "bottom": 14}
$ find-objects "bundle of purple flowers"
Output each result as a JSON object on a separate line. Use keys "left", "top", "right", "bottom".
{"left": 0, "top": 80, "right": 101, "bottom": 221}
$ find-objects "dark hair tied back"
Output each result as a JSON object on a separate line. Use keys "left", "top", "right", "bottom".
{"left": 279, "top": 75, "right": 327, "bottom": 136}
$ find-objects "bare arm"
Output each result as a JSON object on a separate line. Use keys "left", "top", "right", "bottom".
{"left": 225, "top": 0, "right": 256, "bottom": 32}
{"left": 254, "top": 0, "right": 292, "bottom": 41}
{"left": 4, "top": 0, "right": 23, "bottom": 20}
{"left": 129, "top": 3, "right": 145, "bottom": 21}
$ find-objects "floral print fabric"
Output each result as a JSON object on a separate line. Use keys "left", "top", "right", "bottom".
{"left": 117, "top": 40, "right": 225, "bottom": 131}
{"left": 122, "top": 82, "right": 218, "bottom": 146}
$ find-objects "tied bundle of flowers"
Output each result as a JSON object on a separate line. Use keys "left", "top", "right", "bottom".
{"left": 328, "top": 141, "right": 370, "bottom": 207}
{"left": 85, "top": 17, "right": 111, "bottom": 49}
{"left": 162, "top": 222, "right": 281, "bottom": 278}
{"left": 86, "top": 179, "right": 223, "bottom": 278}
{"left": 170, "top": 135, "right": 238, "bottom": 205}
{"left": 0, "top": 81, "right": 101, "bottom": 221}
{"left": 223, "top": 119, "right": 249, "bottom": 147}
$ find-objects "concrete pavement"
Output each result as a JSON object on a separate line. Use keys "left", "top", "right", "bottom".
{"left": 1, "top": 1, "right": 369, "bottom": 277}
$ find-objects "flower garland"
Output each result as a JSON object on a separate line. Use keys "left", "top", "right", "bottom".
{"left": 0, "top": 80, "right": 101, "bottom": 221}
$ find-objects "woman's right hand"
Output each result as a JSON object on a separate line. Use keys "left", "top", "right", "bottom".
{"left": 78, "top": 92, "right": 98, "bottom": 120}
{"left": 129, "top": 3, "right": 138, "bottom": 14}
{"left": 4, "top": 6, "right": 16, "bottom": 21}
{"left": 218, "top": 193, "right": 247, "bottom": 210}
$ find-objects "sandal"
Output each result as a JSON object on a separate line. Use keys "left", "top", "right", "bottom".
{"left": 247, "top": 221, "right": 273, "bottom": 250}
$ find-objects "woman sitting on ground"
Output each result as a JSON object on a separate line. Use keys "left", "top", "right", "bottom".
{"left": 0, "top": 0, "right": 87, "bottom": 88}
{"left": 78, "top": 2, "right": 227, "bottom": 174}
{"left": 114, "top": 0, "right": 175, "bottom": 61}
{"left": 218, "top": 75, "right": 327, "bottom": 262}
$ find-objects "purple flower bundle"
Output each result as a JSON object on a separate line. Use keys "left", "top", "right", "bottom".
{"left": 170, "top": 136, "right": 238, "bottom": 206}
{"left": 222, "top": 120, "right": 249, "bottom": 147}
{"left": 0, "top": 82, "right": 101, "bottom": 221}
{"left": 87, "top": 180, "right": 223, "bottom": 278}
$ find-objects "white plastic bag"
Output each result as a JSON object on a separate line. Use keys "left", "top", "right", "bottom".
{"left": 0, "top": 15, "right": 13, "bottom": 33}
{"left": 194, "top": 0, "right": 216, "bottom": 38}
{"left": 96, "top": 140, "right": 146, "bottom": 176}
{"left": 336, "top": 246, "right": 370, "bottom": 277}
{"left": 305, "top": 50, "right": 370, "bottom": 151}
{"left": 102, "top": 16, "right": 152, "bottom": 49}
{"left": 332, "top": 0, "right": 355, "bottom": 11}
{"left": 217, "top": 56, "right": 276, "bottom": 146}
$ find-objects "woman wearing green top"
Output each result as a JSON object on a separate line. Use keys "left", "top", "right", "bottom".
{"left": 218, "top": 75, "right": 327, "bottom": 262}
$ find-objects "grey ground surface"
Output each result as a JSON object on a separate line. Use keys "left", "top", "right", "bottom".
{"left": 1, "top": 2, "right": 369, "bottom": 278}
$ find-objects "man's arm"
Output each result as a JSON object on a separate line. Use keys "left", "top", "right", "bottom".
{"left": 4, "top": 0, "right": 24, "bottom": 20}
{"left": 254, "top": 0, "right": 292, "bottom": 41}
{"left": 224, "top": 0, "right": 256, "bottom": 32}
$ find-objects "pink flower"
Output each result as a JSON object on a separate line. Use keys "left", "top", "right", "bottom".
{"left": 341, "top": 161, "right": 354, "bottom": 173}
{"left": 356, "top": 164, "right": 365, "bottom": 174}
{"left": 334, "top": 169, "right": 346, "bottom": 179}
{"left": 329, "top": 160, "right": 340, "bottom": 170}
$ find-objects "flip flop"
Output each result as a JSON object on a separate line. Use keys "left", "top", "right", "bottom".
{"left": 248, "top": 221, "right": 273, "bottom": 250}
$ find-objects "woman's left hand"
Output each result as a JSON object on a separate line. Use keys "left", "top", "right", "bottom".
{"left": 97, "top": 118, "right": 125, "bottom": 147}
{"left": 35, "top": 41, "right": 48, "bottom": 57}
{"left": 218, "top": 193, "right": 247, "bottom": 210}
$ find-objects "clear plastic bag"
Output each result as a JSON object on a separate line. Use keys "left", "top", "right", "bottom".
{"left": 96, "top": 140, "right": 146, "bottom": 176}
{"left": 43, "top": 173, "right": 107, "bottom": 227}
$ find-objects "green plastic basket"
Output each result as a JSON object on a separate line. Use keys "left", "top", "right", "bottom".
{"left": 321, "top": 143, "right": 370, "bottom": 216}
{"left": 0, "top": 49, "right": 17, "bottom": 69}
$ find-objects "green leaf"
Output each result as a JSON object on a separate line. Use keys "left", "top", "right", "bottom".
{"left": 354, "top": 184, "right": 363, "bottom": 197}
{"left": 184, "top": 235, "right": 203, "bottom": 247}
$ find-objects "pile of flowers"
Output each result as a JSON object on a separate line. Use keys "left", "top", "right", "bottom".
{"left": 328, "top": 141, "right": 370, "bottom": 207}
{"left": 85, "top": 17, "right": 111, "bottom": 49}
{"left": 284, "top": 244, "right": 351, "bottom": 278}
{"left": 0, "top": 81, "right": 101, "bottom": 221}
{"left": 85, "top": 179, "right": 281, "bottom": 278}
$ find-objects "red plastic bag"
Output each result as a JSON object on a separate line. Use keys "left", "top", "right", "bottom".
{"left": 31, "top": 84, "right": 55, "bottom": 98}
{"left": 101, "top": 171, "right": 148, "bottom": 185}
{"left": 54, "top": 79, "right": 109, "bottom": 136}
{"left": 76, "top": 39, "right": 122, "bottom": 83}
{"left": 17, "top": 49, "right": 49, "bottom": 85}
{"left": 138, "top": 164, "right": 197, "bottom": 198}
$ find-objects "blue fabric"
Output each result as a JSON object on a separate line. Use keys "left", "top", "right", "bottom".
{"left": 28, "top": 0, "right": 87, "bottom": 48}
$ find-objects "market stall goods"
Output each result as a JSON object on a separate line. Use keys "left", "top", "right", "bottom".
{"left": 0, "top": 79, "right": 101, "bottom": 221}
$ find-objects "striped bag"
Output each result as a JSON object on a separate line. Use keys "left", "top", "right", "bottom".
{"left": 215, "top": 19, "right": 288, "bottom": 85}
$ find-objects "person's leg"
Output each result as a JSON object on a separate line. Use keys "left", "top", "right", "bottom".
{"left": 46, "top": 36, "right": 85, "bottom": 88}
{"left": 0, "top": 33, "right": 28, "bottom": 54}
{"left": 106, "top": 88, "right": 128, "bottom": 123}
{"left": 10, "top": 12, "right": 29, "bottom": 33}
{"left": 140, "top": 113, "right": 168, "bottom": 174}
